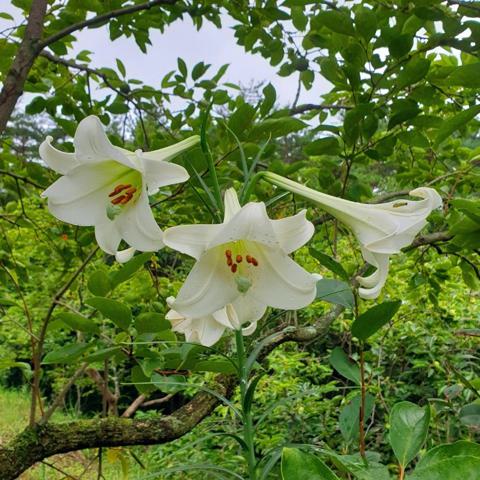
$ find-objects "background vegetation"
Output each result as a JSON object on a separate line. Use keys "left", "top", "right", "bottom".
{"left": 0, "top": 0, "right": 479, "bottom": 478}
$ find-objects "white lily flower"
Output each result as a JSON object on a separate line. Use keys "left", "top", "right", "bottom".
{"left": 163, "top": 188, "right": 317, "bottom": 319}
{"left": 265, "top": 172, "right": 442, "bottom": 299}
{"left": 165, "top": 296, "right": 262, "bottom": 347}
{"left": 40, "top": 115, "right": 199, "bottom": 255}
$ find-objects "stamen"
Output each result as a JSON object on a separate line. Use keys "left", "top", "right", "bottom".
{"left": 246, "top": 255, "right": 252, "bottom": 264}
{"left": 251, "top": 257, "right": 258, "bottom": 267}
{"left": 111, "top": 195, "right": 126, "bottom": 205}
{"left": 108, "top": 184, "right": 132, "bottom": 197}
{"left": 231, "top": 263, "right": 237, "bottom": 273}
{"left": 236, "top": 254, "right": 243, "bottom": 263}
{"left": 225, "top": 249, "right": 232, "bottom": 258}
{"left": 227, "top": 257, "right": 233, "bottom": 267}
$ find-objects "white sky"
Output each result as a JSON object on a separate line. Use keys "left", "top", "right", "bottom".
{"left": 1, "top": 3, "right": 330, "bottom": 107}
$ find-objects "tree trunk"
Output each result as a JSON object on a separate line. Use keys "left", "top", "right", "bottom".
{"left": 0, "top": 0, "right": 48, "bottom": 135}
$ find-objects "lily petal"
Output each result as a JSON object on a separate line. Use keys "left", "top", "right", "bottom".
{"left": 210, "top": 202, "right": 280, "bottom": 249}
{"left": 39, "top": 136, "right": 79, "bottom": 175}
{"left": 172, "top": 248, "right": 238, "bottom": 318}
{"left": 41, "top": 162, "right": 123, "bottom": 226}
{"left": 115, "top": 247, "right": 136, "bottom": 263}
{"left": 115, "top": 188, "right": 164, "bottom": 252}
{"left": 141, "top": 154, "right": 189, "bottom": 195}
{"left": 163, "top": 224, "right": 223, "bottom": 260}
{"left": 249, "top": 246, "right": 317, "bottom": 310}
{"left": 141, "top": 135, "right": 200, "bottom": 162}
{"left": 231, "top": 294, "right": 267, "bottom": 325}
{"left": 74, "top": 116, "right": 137, "bottom": 170}
{"left": 94, "top": 220, "right": 122, "bottom": 255}
{"left": 271, "top": 209, "right": 314, "bottom": 253}
{"left": 356, "top": 248, "right": 391, "bottom": 299}
{"left": 224, "top": 188, "right": 242, "bottom": 222}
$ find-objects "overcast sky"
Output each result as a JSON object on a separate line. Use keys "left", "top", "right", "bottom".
{"left": 1, "top": 3, "right": 331, "bottom": 107}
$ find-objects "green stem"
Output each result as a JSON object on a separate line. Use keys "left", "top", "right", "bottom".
{"left": 200, "top": 105, "right": 223, "bottom": 215}
{"left": 235, "top": 330, "right": 257, "bottom": 480}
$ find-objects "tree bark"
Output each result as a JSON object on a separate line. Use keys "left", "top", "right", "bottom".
{"left": 0, "top": 375, "right": 236, "bottom": 480}
{"left": 0, "top": 0, "right": 48, "bottom": 135}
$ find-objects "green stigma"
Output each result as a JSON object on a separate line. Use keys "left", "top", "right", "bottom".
{"left": 235, "top": 275, "right": 252, "bottom": 293}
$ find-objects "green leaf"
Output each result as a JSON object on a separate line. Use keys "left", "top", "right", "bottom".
{"left": 131, "top": 365, "right": 156, "bottom": 394}
{"left": 459, "top": 403, "right": 480, "bottom": 427}
{"left": 397, "top": 130, "right": 430, "bottom": 148}
{"left": 351, "top": 300, "right": 402, "bottom": 341}
{"left": 56, "top": 312, "right": 100, "bottom": 334}
{"left": 355, "top": 7, "right": 377, "bottom": 41}
{"left": 84, "top": 346, "right": 125, "bottom": 363}
{"left": 115, "top": 58, "right": 126, "bottom": 77}
{"left": 388, "top": 100, "right": 420, "bottom": 130}
{"left": 86, "top": 297, "right": 132, "bottom": 330}
{"left": 192, "top": 61, "right": 210, "bottom": 80}
{"left": 304, "top": 137, "right": 341, "bottom": 156}
{"left": 135, "top": 312, "right": 170, "bottom": 334}
{"left": 43, "top": 343, "right": 90, "bottom": 364}
{"left": 87, "top": 270, "right": 112, "bottom": 296}
{"left": 389, "top": 401, "right": 430, "bottom": 467}
{"left": 260, "top": 83, "right": 277, "bottom": 116}
{"left": 397, "top": 58, "right": 431, "bottom": 89}
{"left": 339, "top": 393, "right": 375, "bottom": 443}
{"left": 110, "top": 252, "right": 152, "bottom": 287}
{"left": 329, "top": 347, "right": 360, "bottom": 385}
{"left": 317, "top": 10, "right": 356, "bottom": 36}
{"left": 228, "top": 103, "right": 256, "bottom": 138}
{"left": 309, "top": 248, "right": 348, "bottom": 280}
{"left": 192, "top": 360, "right": 237, "bottom": 374}
{"left": 281, "top": 448, "right": 340, "bottom": 480}
{"left": 177, "top": 57, "right": 188, "bottom": 77}
{"left": 316, "top": 279, "right": 354, "bottom": 308}
{"left": 328, "top": 452, "right": 390, "bottom": 480}
{"left": 409, "top": 441, "right": 480, "bottom": 480}
{"left": 435, "top": 105, "right": 480, "bottom": 146}
{"left": 388, "top": 33, "right": 413, "bottom": 59}
{"left": 250, "top": 117, "right": 307, "bottom": 139}
{"left": 447, "top": 63, "right": 480, "bottom": 88}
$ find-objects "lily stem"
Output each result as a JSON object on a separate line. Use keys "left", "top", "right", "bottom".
{"left": 235, "top": 330, "right": 257, "bottom": 480}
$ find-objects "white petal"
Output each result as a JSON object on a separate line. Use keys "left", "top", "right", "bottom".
{"left": 141, "top": 155, "right": 189, "bottom": 195}
{"left": 357, "top": 248, "right": 391, "bottom": 299}
{"left": 39, "top": 136, "right": 79, "bottom": 175}
{"left": 115, "top": 188, "right": 164, "bottom": 252}
{"left": 249, "top": 246, "right": 317, "bottom": 310}
{"left": 242, "top": 321, "right": 257, "bottom": 336}
{"left": 115, "top": 247, "right": 136, "bottom": 263}
{"left": 231, "top": 294, "right": 267, "bottom": 325}
{"left": 212, "top": 306, "right": 238, "bottom": 329}
{"left": 210, "top": 202, "right": 279, "bottom": 249}
{"left": 163, "top": 224, "right": 223, "bottom": 260}
{"left": 142, "top": 135, "right": 200, "bottom": 162}
{"left": 271, "top": 209, "right": 314, "bottom": 253}
{"left": 41, "top": 162, "right": 123, "bottom": 226}
{"left": 172, "top": 248, "right": 238, "bottom": 318}
{"left": 223, "top": 188, "right": 242, "bottom": 222}
{"left": 197, "top": 316, "right": 227, "bottom": 346}
{"left": 74, "top": 116, "right": 137, "bottom": 170}
{"left": 95, "top": 220, "right": 122, "bottom": 255}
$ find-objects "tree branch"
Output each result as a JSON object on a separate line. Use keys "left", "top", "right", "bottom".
{"left": 0, "top": 169, "right": 46, "bottom": 189}
{"left": 402, "top": 231, "right": 453, "bottom": 252}
{"left": 0, "top": 0, "right": 48, "bottom": 135}
{"left": 289, "top": 103, "right": 352, "bottom": 115}
{"left": 0, "top": 305, "right": 345, "bottom": 479}
{"left": 39, "top": 0, "right": 179, "bottom": 50}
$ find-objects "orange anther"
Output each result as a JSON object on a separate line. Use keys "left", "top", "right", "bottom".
{"left": 246, "top": 255, "right": 252, "bottom": 263}
{"left": 225, "top": 249, "right": 232, "bottom": 258}
{"left": 251, "top": 257, "right": 258, "bottom": 267}
{"left": 236, "top": 254, "right": 243, "bottom": 263}
{"left": 227, "top": 257, "right": 233, "bottom": 266}
{"left": 231, "top": 263, "right": 237, "bottom": 273}
{"left": 125, "top": 187, "right": 137, "bottom": 195}
{"left": 111, "top": 195, "right": 126, "bottom": 205}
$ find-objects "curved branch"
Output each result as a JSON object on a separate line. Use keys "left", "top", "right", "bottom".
{"left": 39, "top": 0, "right": 179, "bottom": 49}
{"left": 402, "top": 231, "right": 453, "bottom": 251}
{"left": 289, "top": 103, "right": 351, "bottom": 115}
{"left": 0, "top": 305, "right": 345, "bottom": 479}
